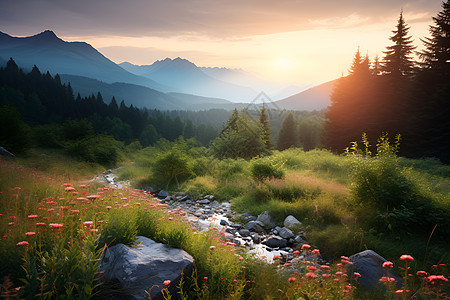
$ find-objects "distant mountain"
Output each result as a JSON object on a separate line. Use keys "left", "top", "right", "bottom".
{"left": 0, "top": 30, "right": 171, "bottom": 92}
{"left": 274, "top": 80, "right": 336, "bottom": 111}
{"left": 60, "top": 74, "right": 232, "bottom": 111}
{"left": 120, "top": 58, "right": 258, "bottom": 102}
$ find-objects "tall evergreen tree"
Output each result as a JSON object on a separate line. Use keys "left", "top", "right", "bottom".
{"left": 277, "top": 112, "right": 297, "bottom": 151}
{"left": 259, "top": 103, "right": 273, "bottom": 150}
{"left": 419, "top": 0, "right": 450, "bottom": 79}
{"left": 382, "top": 11, "right": 416, "bottom": 78}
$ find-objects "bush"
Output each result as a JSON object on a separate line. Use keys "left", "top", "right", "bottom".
{"left": 151, "top": 147, "right": 193, "bottom": 189}
{"left": 0, "top": 105, "right": 31, "bottom": 154}
{"left": 250, "top": 158, "right": 284, "bottom": 182}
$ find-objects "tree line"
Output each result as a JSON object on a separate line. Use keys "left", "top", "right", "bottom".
{"left": 325, "top": 2, "right": 450, "bottom": 163}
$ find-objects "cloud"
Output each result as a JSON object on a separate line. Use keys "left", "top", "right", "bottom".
{"left": 0, "top": 0, "right": 442, "bottom": 38}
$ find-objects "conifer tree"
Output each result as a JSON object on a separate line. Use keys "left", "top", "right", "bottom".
{"left": 277, "top": 112, "right": 297, "bottom": 151}
{"left": 419, "top": 0, "right": 450, "bottom": 79}
{"left": 259, "top": 103, "right": 273, "bottom": 150}
{"left": 382, "top": 11, "right": 416, "bottom": 78}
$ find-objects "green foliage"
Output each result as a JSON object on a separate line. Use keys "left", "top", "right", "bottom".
{"left": 0, "top": 105, "right": 30, "bottom": 154}
{"left": 151, "top": 147, "right": 194, "bottom": 189}
{"left": 31, "top": 124, "right": 64, "bottom": 148}
{"left": 210, "top": 109, "right": 267, "bottom": 159}
{"left": 98, "top": 210, "right": 138, "bottom": 247}
{"left": 64, "top": 135, "right": 123, "bottom": 166}
{"left": 277, "top": 112, "right": 297, "bottom": 150}
{"left": 63, "top": 119, "right": 95, "bottom": 141}
{"left": 250, "top": 158, "right": 284, "bottom": 182}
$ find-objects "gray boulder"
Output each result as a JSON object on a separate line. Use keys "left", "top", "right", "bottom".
{"left": 257, "top": 211, "right": 276, "bottom": 229}
{"left": 245, "top": 221, "right": 266, "bottom": 234}
{"left": 264, "top": 236, "right": 288, "bottom": 248}
{"left": 348, "top": 250, "right": 402, "bottom": 292}
{"left": 284, "top": 215, "right": 301, "bottom": 227}
{"left": 158, "top": 190, "right": 170, "bottom": 198}
{"left": 278, "top": 227, "right": 295, "bottom": 239}
{"left": 99, "top": 236, "right": 194, "bottom": 300}
{"left": 197, "top": 199, "right": 210, "bottom": 205}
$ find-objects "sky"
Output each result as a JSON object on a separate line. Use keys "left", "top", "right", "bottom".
{"left": 0, "top": 0, "right": 444, "bottom": 88}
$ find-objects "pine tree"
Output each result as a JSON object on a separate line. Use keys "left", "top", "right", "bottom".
{"left": 259, "top": 103, "right": 273, "bottom": 150}
{"left": 419, "top": 0, "right": 450, "bottom": 79}
{"left": 277, "top": 112, "right": 297, "bottom": 151}
{"left": 382, "top": 11, "right": 416, "bottom": 78}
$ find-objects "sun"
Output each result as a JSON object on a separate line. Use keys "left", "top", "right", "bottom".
{"left": 274, "top": 58, "right": 295, "bottom": 71}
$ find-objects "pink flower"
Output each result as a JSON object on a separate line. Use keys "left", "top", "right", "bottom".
{"left": 28, "top": 214, "right": 38, "bottom": 219}
{"left": 288, "top": 277, "right": 296, "bottom": 283}
{"left": 312, "top": 249, "right": 320, "bottom": 255}
{"left": 49, "top": 223, "right": 63, "bottom": 228}
{"left": 273, "top": 255, "right": 280, "bottom": 260}
{"left": 308, "top": 266, "right": 317, "bottom": 271}
{"left": 427, "top": 275, "right": 448, "bottom": 286}
{"left": 209, "top": 246, "right": 215, "bottom": 250}
{"left": 379, "top": 276, "right": 396, "bottom": 283}
{"left": 293, "top": 250, "right": 300, "bottom": 255}
{"left": 382, "top": 261, "right": 394, "bottom": 268}
{"left": 25, "top": 232, "right": 35, "bottom": 236}
{"left": 416, "top": 271, "right": 428, "bottom": 277}
{"left": 16, "top": 241, "right": 29, "bottom": 247}
{"left": 301, "top": 244, "right": 311, "bottom": 250}
{"left": 306, "top": 272, "right": 316, "bottom": 279}
{"left": 163, "top": 280, "right": 171, "bottom": 286}
{"left": 36, "top": 222, "right": 46, "bottom": 226}
{"left": 354, "top": 272, "right": 361, "bottom": 277}
{"left": 399, "top": 255, "right": 414, "bottom": 261}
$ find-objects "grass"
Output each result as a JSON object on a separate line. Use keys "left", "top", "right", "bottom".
{"left": 2, "top": 144, "right": 448, "bottom": 299}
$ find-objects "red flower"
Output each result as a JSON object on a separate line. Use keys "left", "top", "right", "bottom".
{"left": 382, "top": 261, "right": 394, "bottom": 268}
{"left": 163, "top": 280, "right": 171, "bottom": 286}
{"left": 288, "top": 277, "right": 296, "bottom": 283}
{"left": 301, "top": 244, "right": 311, "bottom": 250}
{"left": 306, "top": 272, "right": 316, "bottom": 279}
{"left": 16, "top": 241, "right": 29, "bottom": 247}
{"left": 49, "top": 223, "right": 63, "bottom": 228}
{"left": 399, "top": 255, "right": 414, "bottom": 261}
{"left": 25, "top": 232, "right": 35, "bottom": 236}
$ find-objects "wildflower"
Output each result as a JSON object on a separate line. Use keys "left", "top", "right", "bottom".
{"left": 301, "top": 244, "right": 311, "bottom": 250}
{"left": 379, "top": 276, "right": 396, "bottom": 283}
{"left": 28, "top": 214, "right": 38, "bottom": 219}
{"left": 306, "top": 272, "right": 316, "bottom": 279}
{"left": 288, "top": 277, "right": 296, "bottom": 283}
{"left": 416, "top": 271, "right": 428, "bottom": 277}
{"left": 382, "top": 261, "right": 394, "bottom": 268}
{"left": 36, "top": 222, "right": 46, "bottom": 226}
{"left": 25, "top": 232, "right": 35, "bottom": 236}
{"left": 71, "top": 210, "right": 80, "bottom": 214}
{"left": 312, "top": 249, "right": 320, "bottom": 255}
{"left": 204, "top": 277, "right": 208, "bottom": 280}
{"left": 323, "top": 274, "right": 331, "bottom": 278}
{"left": 308, "top": 266, "right": 317, "bottom": 271}
{"left": 8, "top": 222, "right": 14, "bottom": 226}
{"left": 427, "top": 275, "right": 448, "bottom": 287}
{"left": 399, "top": 255, "right": 414, "bottom": 261}
{"left": 395, "top": 290, "right": 409, "bottom": 295}
{"left": 210, "top": 246, "right": 215, "bottom": 250}
{"left": 354, "top": 272, "right": 361, "bottom": 277}
{"left": 293, "top": 250, "right": 300, "bottom": 255}
{"left": 64, "top": 186, "right": 75, "bottom": 192}
{"left": 83, "top": 221, "right": 94, "bottom": 228}
{"left": 106, "top": 206, "right": 112, "bottom": 210}
{"left": 49, "top": 223, "right": 63, "bottom": 228}
{"left": 273, "top": 255, "right": 281, "bottom": 260}
{"left": 163, "top": 280, "right": 170, "bottom": 286}
{"left": 86, "top": 195, "right": 99, "bottom": 200}
{"left": 16, "top": 241, "right": 29, "bottom": 247}
{"left": 321, "top": 265, "right": 330, "bottom": 271}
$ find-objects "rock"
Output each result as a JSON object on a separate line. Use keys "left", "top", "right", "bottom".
{"left": 220, "top": 219, "right": 229, "bottom": 226}
{"left": 278, "top": 227, "right": 295, "bottom": 239}
{"left": 205, "top": 195, "right": 215, "bottom": 200}
{"left": 99, "top": 236, "right": 194, "bottom": 300}
{"left": 284, "top": 215, "right": 301, "bottom": 227}
{"left": 348, "top": 250, "right": 402, "bottom": 292}
{"left": 263, "top": 236, "right": 288, "bottom": 248}
{"left": 244, "top": 221, "right": 266, "bottom": 234}
{"left": 0, "top": 146, "right": 15, "bottom": 158}
{"left": 158, "top": 190, "right": 170, "bottom": 198}
{"left": 197, "top": 199, "right": 210, "bottom": 205}
{"left": 294, "top": 235, "right": 306, "bottom": 244}
{"left": 210, "top": 200, "right": 220, "bottom": 207}
{"left": 226, "top": 227, "right": 238, "bottom": 235}
{"left": 238, "top": 229, "right": 251, "bottom": 237}
{"left": 257, "top": 211, "right": 276, "bottom": 229}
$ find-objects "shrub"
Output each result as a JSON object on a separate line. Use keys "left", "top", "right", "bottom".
{"left": 151, "top": 147, "right": 193, "bottom": 189}
{"left": 64, "top": 135, "right": 123, "bottom": 166}
{"left": 0, "top": 105, "right": 31, "bottom": 154}
{"left": 183, "top": 176, "right": 217, "bottom": 199}
{"left": 250, "top": 158, "right": 284, "bottom": 182}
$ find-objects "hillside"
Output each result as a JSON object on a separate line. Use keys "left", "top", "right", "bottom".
{"left": 0, "top": 30, "right": 171, "bottom": 92}
{"left": 120, "top": 58, "right": 258, "bottom": 102}
{"left": 274, "top": 80, "right": 336, "bottom": 111}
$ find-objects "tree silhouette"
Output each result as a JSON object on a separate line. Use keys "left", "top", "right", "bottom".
{"left": 277, "top": 112, "right": 297, "bottom": 150}
{"left": 382, "top": 11, "right": 416, "bottom": 79}
{"left": 259, "top": 103, "right": 273, "bottom": 150}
